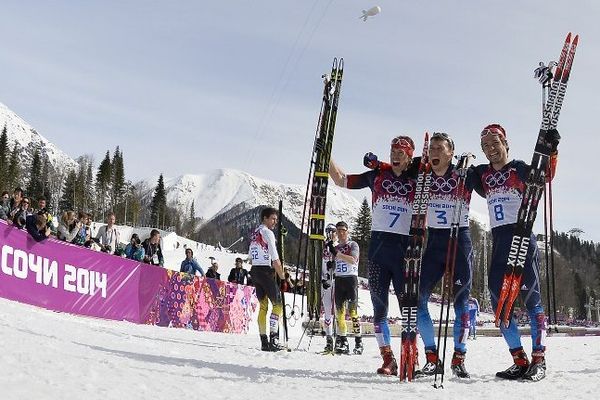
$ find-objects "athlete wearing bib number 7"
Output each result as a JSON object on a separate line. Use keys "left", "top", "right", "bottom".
{"left": 470, "top": 123, "right": 560, "bottom": 381}
{"left": 329, "top": 135, "right": 419, "bottom": 375}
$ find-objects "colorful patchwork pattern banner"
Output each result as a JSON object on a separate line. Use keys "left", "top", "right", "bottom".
{"left": 146, "top": 271, "right": 258, "bottom": 334}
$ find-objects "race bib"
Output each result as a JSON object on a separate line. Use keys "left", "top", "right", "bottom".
{"left": 371, "top": 198, "right": 411, "bottom": 235}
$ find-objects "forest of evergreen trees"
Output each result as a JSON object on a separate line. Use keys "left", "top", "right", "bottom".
{"left": 0, "top": 125, "right": 194, "bottom": 233}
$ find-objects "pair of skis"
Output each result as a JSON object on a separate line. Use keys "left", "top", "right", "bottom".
{"left": 433, "top": 153, "right": 476, "bottom": 389}
{"left": 494, "top": 33, "right": 579, "bottom": 328}
{"left": 293, "top": 58, "right": 344, "bottom": 342}
{"left": 399, "top": 132, "right": 432, "bottom": 381}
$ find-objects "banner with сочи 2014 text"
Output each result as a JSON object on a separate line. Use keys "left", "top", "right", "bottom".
{"left": 0, "top": 221, "right": 257, "bottom": 333}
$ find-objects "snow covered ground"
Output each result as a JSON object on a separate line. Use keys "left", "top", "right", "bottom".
{"left": 1, "top": 296, "right": 599, "bottom": 400}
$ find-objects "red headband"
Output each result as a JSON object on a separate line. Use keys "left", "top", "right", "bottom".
{"left": 480, "top": 124, "right": 506, "bottom": 140}
{"left": 390, "top": 136, "right": 415, "bottom": 158}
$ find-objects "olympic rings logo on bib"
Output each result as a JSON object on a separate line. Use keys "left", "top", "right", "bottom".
{"left": 485, "top": 171, "right": 511, "bottom": 188}
{"left": 430, "top": 177, "right": 458, "bottom": 193}
{"left": 381, "top": 179, "right": 413, "bottom": 195}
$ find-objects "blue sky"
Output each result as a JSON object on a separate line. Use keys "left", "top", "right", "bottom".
{"left": 1, "top": 1, "right": 599, "bottom": 241}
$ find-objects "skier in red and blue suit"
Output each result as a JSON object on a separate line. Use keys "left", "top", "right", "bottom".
{"left": 329, "top": 135, "right": 419, "bottom": 376}
{"left": 470, "top": 123, "right": 560, "bottom": 382}
{"left": 415, "top": 132, "right": 474, "bottom": 379}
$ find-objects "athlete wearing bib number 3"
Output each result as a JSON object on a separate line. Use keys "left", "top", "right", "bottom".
{"left": 471, "top": 123, "right": 560, "bottom": 381}
{"left": 330, "top": 135, "right": 419, "bottom": 375}
{"left": 416, "top": 132, "right": 474, "bottom": 379}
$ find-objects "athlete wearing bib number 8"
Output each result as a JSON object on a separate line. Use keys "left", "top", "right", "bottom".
{"left": 329, "top": 135, "right": 419, "bottom": 374}
{"left": 470, "top": 123, "right": 559, "bottom": 381}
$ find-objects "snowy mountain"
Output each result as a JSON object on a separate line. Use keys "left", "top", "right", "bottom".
{"left": 0, "top": 101, "right": 77, "bottom": 171}
{"left": 157, "top": 169, "right": 363, "bottom": 228}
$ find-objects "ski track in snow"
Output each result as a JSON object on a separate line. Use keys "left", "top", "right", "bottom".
{"left": 1, "top": 297, "right": 599, "bottom": 400}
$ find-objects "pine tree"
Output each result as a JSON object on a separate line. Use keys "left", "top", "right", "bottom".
{"left": 352, "top": 198, "right": 372, "bottom": 277}
{"left": 26, "top": 148, "right": 44, "bottom": 202}
{"left": 96, "top": 150, "right": 112, "bottom": 218}
{"left": 6, "top": 143, "right": 21, "bottom": 191}
{"left": 150, "top": 174, "right": 167, "bottom": 228}
{"left": 0, "top": 125, "right": 8, "bottom": 191}
{"left": 60, "top": 170, "right": 77, "bottom": 212}
{"left": 85, "top": 160, "right": 95, "bottom": 213}
{"left": 188, "top": 200, "right": 196, "bottom": 237}
{"left": 40, "top": 157, "right": 52, "bottom": 209}
{"left": 111, "top": 146, "right": 125, "bottom": 215}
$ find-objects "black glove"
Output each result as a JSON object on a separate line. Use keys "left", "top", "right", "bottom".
{"left": 363, "top": 152, "right": 379, "bottom": 169}
{"left": 326, "top": 260, "right": 335, "bottom": 270}
{"left": 326, "top": 241, "right": 337, "bottom": 257}
{"left": 545, "top": 129, "right": 560, "bottom": 152}
{"left": 321, "top": 279, "right": 331, "bottom": 290}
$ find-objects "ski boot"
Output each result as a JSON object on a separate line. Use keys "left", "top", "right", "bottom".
{"left": 419, "top": 349, "right": 443, "bottom": 376}
{"left": 450, "top": 350, "right": 470, "bottom": 378}
{"left": 522, "top": 351, "right": 546, "bottom": 381}
{"left": 496, "top": 348, "right": 529, "bottom": 380}
{"left": 323, "top": 336, "right": 334, "bottom": 354}
{"left": 260, "top": 333, "right": 285, "bottom": 352}
{"left": 260, "top": 334, "right": 271, "bottom": 351}
{"left": 353, "top": 337, "right": 364, "bottom": 355}
{"left": 376, "top": 345, "right": 398, "bottom": 375}
{"left": 269, "top": 332, "right": 286, "bottom": 352}
{"left": 334, "top": 335, "right": 350, "bottom": 355}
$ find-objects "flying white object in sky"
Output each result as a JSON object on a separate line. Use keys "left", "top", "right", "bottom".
{"left": 359, "top": 6, "right": 381, "bottom": 22}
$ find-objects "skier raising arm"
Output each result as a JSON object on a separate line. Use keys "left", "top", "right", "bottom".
{"left": 329, "top": 135, "right": 418, "bottom": 376}
{"left": 470, "top": 123, "right": 560, "bottom": 381}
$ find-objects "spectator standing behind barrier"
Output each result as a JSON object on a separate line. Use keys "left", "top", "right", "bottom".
{"left": 9, "top": 187, "right": 24, "bottom": 213}
{"left": 10, "top": 198, "right": 30, "bottom": 229}
{"left": 125, "top": 233, "right": 145, "bottom": 262}
{"left": 205, "top": 261, "right": 221, "bottom": 280}
{"left": 0, "top": 191, "right": 10, "bottom": 220}
{"left": 35, "top": 196, "right": 55, "bottom": 234}
{"left": 72, "top": 212, "right": 91, "bottom": 246}
{"left": 95, "top": 212, "right": 120, "bottom": 254}
{"left": 57, "top": 211, "right": 81, "bottom": 242}
{"left": 142, "top": 229, "right": 164, "bottom": 266}
{"left": 180, "top": 248, "right": 205, "bottom": 277}
{"left": 26, "top": 212, "right": 51, "bottom": 242}
{"left": 228, "top": 257, "right": 249, "bottom": 285}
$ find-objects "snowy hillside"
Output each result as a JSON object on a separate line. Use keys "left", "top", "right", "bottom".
{"left": 0, "top": 101, "right": 77, "bottom": 171}
{"left": 156, "top": 169, "right": 363, "bottom": 228}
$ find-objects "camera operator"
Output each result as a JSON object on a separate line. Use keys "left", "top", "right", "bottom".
{"left": 95, "top": 212, "right": 120, "bottom": 255}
